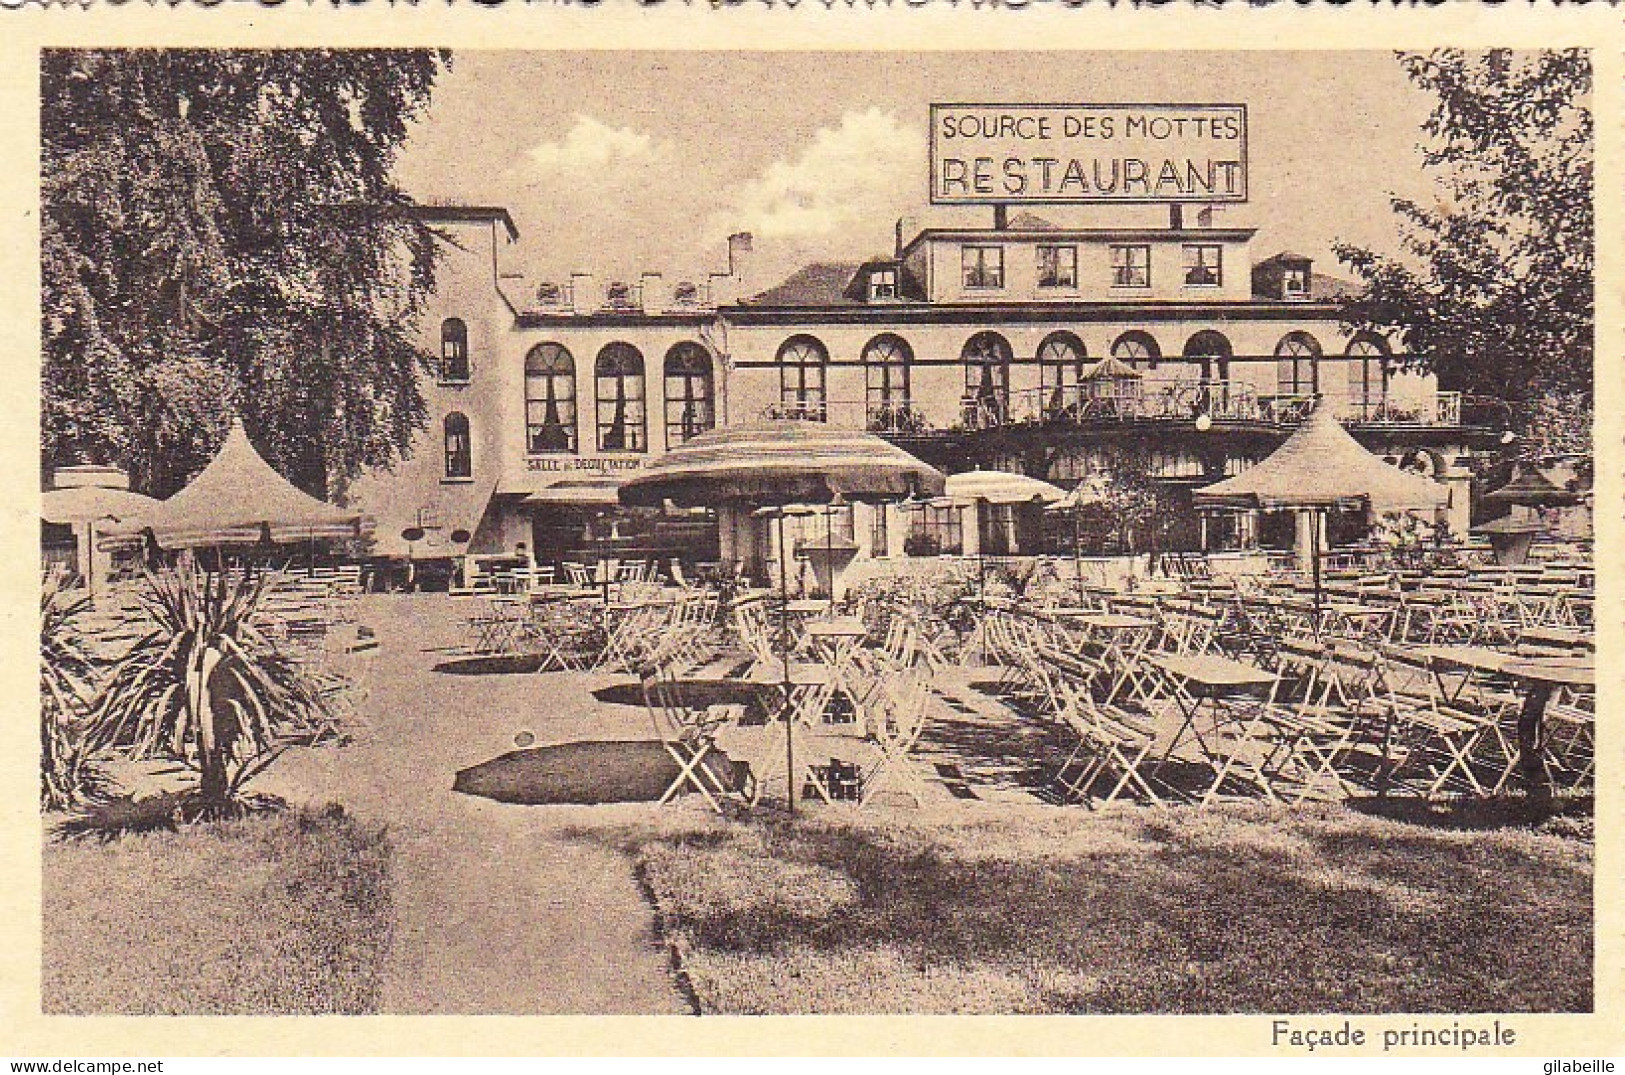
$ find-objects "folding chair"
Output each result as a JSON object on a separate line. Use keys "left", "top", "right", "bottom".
{"left": 1541, "top": 689, "right": 1594, "bottom": 791}
{"left": 640, "top": 662, "right": 746, "bottom": 812}
{"left": 1368, "top": 647, "right": 1504, "bottom": 798}
{"left": 860, "top": 670, "right": 934, "bottom": 807}
{"left": 308, "top": 629, "right": 379, "bottom": 741}
{"left": 1051, "top": 679, "right": 1163, "bottom": 807}
{"left": 1264, "top": 642, "right": 1363, "bottom": 802}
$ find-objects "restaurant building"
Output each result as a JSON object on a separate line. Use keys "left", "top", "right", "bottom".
{"left": 346, "top": 202, "right": 1513, "bottom": 578}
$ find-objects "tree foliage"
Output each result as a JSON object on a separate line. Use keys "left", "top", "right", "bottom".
{"left": 42, "top": 49, "right": 449, "bottom": 498}
{"left": 1334, "top": 50, "right": 1592, "bottom": 418}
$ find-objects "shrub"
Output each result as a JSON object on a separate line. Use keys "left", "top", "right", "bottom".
{"left": 41, "top": 569, "right": 103, "bottom": 810}
{"left": 85, "top": 561, "right": 333, "bottom": 818}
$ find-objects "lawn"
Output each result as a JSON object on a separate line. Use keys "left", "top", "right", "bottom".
{"left": 44, "top": 804, "right": 392, "bottom": 1014}
{"left": 633, "top": 801, "right": 1592, "bottom": 1014}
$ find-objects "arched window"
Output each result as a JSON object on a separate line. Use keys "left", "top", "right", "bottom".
{"left": 1183, "top": 331, "right": 1233, "bottom": 383}
{"left": 441, "top": 318, "right": 469, "bottom": 382}
{"left": 778, "top": 335, "right": 829, "bottom": 421}
{"left": 1038, "top": 332, "right": 1087, "bottom": 417}
{"left": 664, "top": 343, "right": 714, "bottom": 446}
{"left": 1111, "top": 331, "right": 1161, "bottom": 371}
{"left": 443, "top": 412, "right": 472, "bottom": 478}
{"left": 595, "top": 343, "right": 646, "bottom": 452}
{"left": 963, "top": 332, "right": 1012, "bottom": 424}
{"left": 524, "top": 343, "right": 576, "bottom": 453}
{"left": 863, "top": 334, "right": 912, "bottom": 429}
{"left": 1346, "top": 334, "right": 1392, "bottom": 417}
{"left": 1184, "top": 331, "right": 1233, "bottom": 412}
{"left": 1274, "top": 331, "right": 1321, "bottom": 396}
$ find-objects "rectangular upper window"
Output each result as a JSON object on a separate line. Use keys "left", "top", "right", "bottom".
{"left": 961, "top": 245, "right": 1004, "bottom": 290}
{"left": 1183, "top": 244, "right": 1223, "bottom": 287}
{"left": 1036, "top": 245, "right": 1077, "bottom": 289}
{"left": 1110, "top": 245, "right": 1151, "bottom": 289}
{"left": 868, "top": 268, "right": 898, "bottom": 301}
{"left": 1282, "top": 266, "right": 1310, "bottom": 298}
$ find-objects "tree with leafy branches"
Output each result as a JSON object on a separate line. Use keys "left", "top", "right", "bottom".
{"left": 1334, "top": 50, "right": 1592, "bottom": 450}
{"left": 42, "top": 48, "right": 449, "bottom": 500}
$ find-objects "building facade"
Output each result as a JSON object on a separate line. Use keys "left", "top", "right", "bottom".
{"left": 347, "top": 205, "right": 1511, "bottom": 577}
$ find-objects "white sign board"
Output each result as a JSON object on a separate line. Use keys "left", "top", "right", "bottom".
{"left": 930, "top": 103, "right": 1248, "bottom": 205}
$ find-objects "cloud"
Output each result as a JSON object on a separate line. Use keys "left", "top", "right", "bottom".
{"left": 717, "top": 109, "right": 922, "bottom": 243}
{"left": 525, "top": 115, "right": 674, "bottom": 174}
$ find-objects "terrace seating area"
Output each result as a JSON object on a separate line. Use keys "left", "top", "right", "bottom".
{"left": 439, "top": 542, "right": 1592, "bottom": 814}
{"left": 965, "top": 553, "right": 1594, "bottom": 807}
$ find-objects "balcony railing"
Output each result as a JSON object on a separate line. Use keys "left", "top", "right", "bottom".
{"left": 762, "top": 385, "right": 1486, "bottom": 435}
{"left": 764, "top": 398, "right": 933, "bottom": 434}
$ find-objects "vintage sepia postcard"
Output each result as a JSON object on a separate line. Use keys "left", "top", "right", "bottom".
{"left": 2, "top": 4, "right": 1619, "bottom": 1060}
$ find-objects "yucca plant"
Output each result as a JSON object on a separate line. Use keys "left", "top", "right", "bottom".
{"left": 85, "top": 559, "right": 332, "bottom": 818}
{"left": 41, "top": 568, "right": 102, "bottom": 810}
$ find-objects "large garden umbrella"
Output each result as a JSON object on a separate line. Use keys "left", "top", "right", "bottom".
{"left": 1194, "top": 404, "right": 1448, "bottom": 617}
{"left": 1483, "top": 464, "right": 1581, "bottom": 508}
{"left": 524, "top": 476, "right": 625, "bottom": 509}
{"left": 944, "top": 470, "right": 1065, "bottom": 508}
{"left": 43, "top": 486, "right": 161, "bottom": 601}
{"left": 104, "top": 419, "right": 372, "bottom": 552}
{"left": 621, "top": 420, "right": 944, "bottom": 813}
{"left": 621, "top": 420, "right": 942, "bottom": 509}
{"left": 944, "top": 469, "right": 1064, "bottom": 592}
{"left": 42, "top": 485, "right": 160, "bottom": 528}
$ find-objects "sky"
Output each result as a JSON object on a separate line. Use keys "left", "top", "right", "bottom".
{"left": 395, "top": 50, "right": 1447, "bottom": 296}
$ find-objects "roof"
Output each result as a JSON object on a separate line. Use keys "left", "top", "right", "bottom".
{"left": 1194, "top": 406, "right": 1449, "bottom": 512}
{"left": 412, "top": 205, "right": 520, "bottom": 241}
{"left": 899, "top": 226, "right": 1258, "bottom": 259}
{"left": 1083, "top": 355, "right": 1142, "bottom": 381}
{"left": 1258, "top": 251, "right": 1314, "bottom": 264}
{"left": 1306, "top": 271, "right": 1360, "bottom": 301}
{"left": 744, "top": 261, "right": 925, "bottom": 307}
{"left": 744, "top": 262, "right": 864, "bottom": 307}
{"left": 106, "top": 420, "right": 371, "bottom": 548}
{"left": 1005, "top": 212, "right": 1058, "bottom": 230}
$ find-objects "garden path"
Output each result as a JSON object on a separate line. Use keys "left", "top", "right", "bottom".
{"left": 259, "top": 594, "right": 692, "bottom": 1015}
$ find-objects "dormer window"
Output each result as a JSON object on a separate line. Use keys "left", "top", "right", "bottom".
{"left": 868, "top": 268, "right": 898, "bottom": 301}
{"left": 605, "top": 281, "right": 634, "bottom": 309}
{"left": 1282, "top": 266, "right": 1310, "bottom": 299}
{"left": 535, "top": 281, "right": 562, "bottom": 307}
{"left": 673, "top": 280, "right": 700, "bottom": 306}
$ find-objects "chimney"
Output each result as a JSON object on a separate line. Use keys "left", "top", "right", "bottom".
{"left": 895, "top": 216, "right": 918, "bottom": 258}
{"left": 639, "top": 272, "right": 664, "bottom": 313}
{"left": 727, "top": 232, "right": 753, "bottom": 287}
{"left": 569, "top": 272, "right": 596, "bottom": 315}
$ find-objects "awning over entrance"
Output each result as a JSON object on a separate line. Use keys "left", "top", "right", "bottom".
{"left": 519, "top": 476, "right": 625, "bottom": 509}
